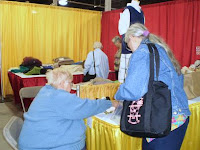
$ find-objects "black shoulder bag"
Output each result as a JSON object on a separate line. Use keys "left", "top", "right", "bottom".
{"left": 83, "top": 51, "right": 97, "bottom": 82}
{"left": 120, "top": 43, "right": 172, "bottom": 138}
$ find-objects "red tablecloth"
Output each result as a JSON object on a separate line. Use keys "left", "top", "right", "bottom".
{"left": 8, "top": 71, "right": 116, "bottom": 105}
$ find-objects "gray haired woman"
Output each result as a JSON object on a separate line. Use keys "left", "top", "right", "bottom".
{"left": 19, "top": 68, "right": 118, "bottom": 150}
{"left": 83, "top": 41, "right": 109, "bottom": 82}
{"left": 114, "top": 23, "right": 190, "bottom": 150}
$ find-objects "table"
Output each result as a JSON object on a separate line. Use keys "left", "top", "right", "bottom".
{"left": 86, "top": 101, "right": 200, "bottom": 150}
{"left": 8, "top": 71, "right": 116, "bottom": 105}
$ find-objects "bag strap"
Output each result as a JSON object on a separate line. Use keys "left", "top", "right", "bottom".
{"left": 146, "top": 44, "right": 154, "bottom": 90}
{"left": 93, "top": 51, "right": 96, "bottom": 74}
{"left": 147, "top": 43, "right": 160, "bottom": 84}
{"left": 151, "top": 44, "right": 160, "bottom": 81}
{"left": 144, "top": 43, "right": 160, "bottom": 132}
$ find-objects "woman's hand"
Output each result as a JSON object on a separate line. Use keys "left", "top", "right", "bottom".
{"left": 112, "top": 101, "right": 119, "bottom": 108}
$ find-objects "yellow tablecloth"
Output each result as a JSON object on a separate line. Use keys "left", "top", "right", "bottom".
{"left": 79, "top": 83, "right": 200, "bottom": 150}
{"left": 181, "top": 102, "right": 200, "bottom": 150}
{"left": 80, "top": 83, "right": 120, "bottom": 100}
{"left": 86, "top": 102, "right": 200, "bottom": 150}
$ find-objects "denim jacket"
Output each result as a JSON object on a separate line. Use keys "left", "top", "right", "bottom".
{"left": 114, "top": 39, "right": 191, "bottom": 117}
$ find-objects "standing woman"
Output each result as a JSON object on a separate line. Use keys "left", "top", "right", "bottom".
{"left": 112, "top": 36, "right": 122, "bottom": 80}
{"left": 114, "top": 23, "right": 190, "bottom": 150}
{"left": 83, "top": 42, "right": 109, "bottom": 82}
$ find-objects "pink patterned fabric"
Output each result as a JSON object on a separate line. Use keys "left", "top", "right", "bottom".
{"left": 146, "top": 114, "right": 187, "bottom": 142}
{"left": 127, "top": 98, "right": 144, "bottom": 125}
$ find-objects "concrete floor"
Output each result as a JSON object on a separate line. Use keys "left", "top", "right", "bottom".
{"left": 0, "top": 95, "right": 23, "bottom": 150}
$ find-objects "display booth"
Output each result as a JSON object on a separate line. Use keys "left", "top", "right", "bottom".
{"left": 0, "top": 0, "right": 199, "bottom": 149}
{"left": 0, "top": 0, "right": 200, "bottom": 98}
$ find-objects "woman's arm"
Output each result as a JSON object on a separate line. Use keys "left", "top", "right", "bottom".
{"left": 56, "top": 93, "right": 112, "bottom": 119}
{"left": 115, "top": 49, "right": 150, "bottom": 101}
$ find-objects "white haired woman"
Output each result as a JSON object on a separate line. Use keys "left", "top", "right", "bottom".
{"left": 114, "top": 23, "right": 190, "bottom": 150}
{"left": 83, "top": 41, "right": 109, "bottom": 82}
{"left": 19, "top": 68, "right": 117, "bottom": 150}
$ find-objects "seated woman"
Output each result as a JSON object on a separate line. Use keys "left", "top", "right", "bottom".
{"left": 18, "top": 68, "right": 117, "bottom": 150}
{"left": 83, "top": 42, "right": 109, "bottom": 82}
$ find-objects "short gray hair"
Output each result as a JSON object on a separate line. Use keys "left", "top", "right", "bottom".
{"left": 112, "top": 36, "right": 122, "bottom": 43}
{"left": 46, "top": 68, "right": 73, "bottom": 88}
{"left": 93, "top": 42, "right": 103, "bottom": 49}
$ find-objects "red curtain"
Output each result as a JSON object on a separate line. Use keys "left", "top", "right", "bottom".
{"left": 101, "top": 0, "right": 200, "bottom": 70}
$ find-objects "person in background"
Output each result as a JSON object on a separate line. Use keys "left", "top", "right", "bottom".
{"left": 112, "top": 36, "right": 122, "bottom": 80}
{"left": 83, "top": 42, "right": 109, "bottom": 81}
{"left": 115, "top": 23, "right": 190, "bottom": 150}
{"left": 118, "top": 0, "right": 145, "bottom": 83}
{"left": 19, "top": 68, "right": 118, "bottom": 150}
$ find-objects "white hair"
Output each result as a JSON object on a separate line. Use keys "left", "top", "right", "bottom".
{"left": 125, "top": 23, "right": 181, "bottom": 75}
{"left": 46, "top": 68, "right": 73, "bottom": 88}
{"left": 93, "top": 42, "right": 103, "bottom": 49}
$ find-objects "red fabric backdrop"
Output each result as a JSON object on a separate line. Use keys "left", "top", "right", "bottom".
{"left": 101, "top": 0, "right": 200, "bottom": 70}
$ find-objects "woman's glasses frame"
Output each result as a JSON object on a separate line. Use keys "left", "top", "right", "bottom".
{"left": 123, "top": 37, "right": 132, "bottom": 52}
{"left": 65, "top": 81, "right": 73, "bottom": 86}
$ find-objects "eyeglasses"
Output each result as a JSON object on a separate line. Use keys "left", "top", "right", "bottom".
{"left": 126, "top": 46, "right": 132, "bottom": 52}
{"left": 123, "top": 37, "right": 132, "bottom": 52}
{"left": 125, "top": 43, "right": 132, "bottom": 52}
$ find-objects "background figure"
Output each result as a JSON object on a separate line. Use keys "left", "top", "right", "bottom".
{"left": 115, "top": 23, "right": 190, "bottom": 150}
{"left": 19, "top": 68, "right": 118, "bottom": 150}
{"left": 84, "top": 42, "right": 109, "bottom": 81}
{"left": 118, "top": 0, "right": 145, "bottom": 83}
{"left": 112, "top": 36, "right": 122, "bottom": 80}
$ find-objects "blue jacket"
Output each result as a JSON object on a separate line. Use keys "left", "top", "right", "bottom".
{"left": 18, "top": 85, "right": 112, "bottom": 150}
{"left": 115, "top": 39, "right": 191, "bottom": 117}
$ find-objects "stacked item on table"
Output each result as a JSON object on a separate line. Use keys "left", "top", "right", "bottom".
{"left": 53, "top": 57, "right": 75, "bottom": 68}
{"left": 60, "top": 65, "right": 83, "bottom": 74}
{"left": 10, "top": 56, "right": 85, "bottom": 76}
{"left": 181, "top": 60, "right": 200, "bottom": 74}
{"left": 181, "top": 60, "right": 200, "bottom": 100}
{"left": 10, "top": 57, "right": 51, "bottom": 75}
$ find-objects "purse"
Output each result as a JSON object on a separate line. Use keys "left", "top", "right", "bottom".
{"left": 83, "top": 51, "right": 96, "bottom": 82}
{"left": 120, "top": 43, "right": 172, "bottom": 138}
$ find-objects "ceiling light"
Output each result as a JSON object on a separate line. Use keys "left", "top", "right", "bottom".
{"left": 59, "top": 0, "right": 68, "bottom": 6}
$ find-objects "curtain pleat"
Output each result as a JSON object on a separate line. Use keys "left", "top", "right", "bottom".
{"left": 86, "top": 103, "right": 200, "bottom": 150}
{"left": 181, "top": 102, "right": 200, "bottom": 150}
{"left": 0, "top": 1, "right": 102, "bottom": 96}
{"left": 86, "top": 117, "right": 142, "bottom": 150}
